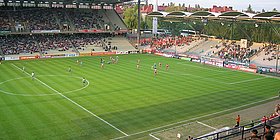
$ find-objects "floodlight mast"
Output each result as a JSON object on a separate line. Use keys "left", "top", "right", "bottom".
{"left": 152, "top": 0, "right": 158, "bottom": 36}
{"left": 137, "top": 0, "right": 141, "bottom": 48}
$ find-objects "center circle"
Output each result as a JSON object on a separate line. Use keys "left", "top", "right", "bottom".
{"left": 0, "top": 75, "right": 89, "bottom": 96}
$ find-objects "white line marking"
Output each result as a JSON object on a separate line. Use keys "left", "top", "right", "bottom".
{"left": 228, "top": 77, "right": 267, "bottom": 85}
{"left": 196, "top": 121, "right": 217, "bottom": 130}
{"left": 149, "top": 134, "right": 160, "bottom": 140}
{"left": 36, "top": 75, "right": 90, "bottom": 94}
{"left": 12, "top": 64, "right": 128, "bottom": 136}
{"left": 112, "top": 96, "right": 278, "bottom": 140}
{"left": 150, "top": 121, "right": 198, "bottom": 135}
{"left": 0, "top": 75, "right": 90, "bottom": 96}
{"left": 0, "top": 77, "right": 48, "bottom": 96}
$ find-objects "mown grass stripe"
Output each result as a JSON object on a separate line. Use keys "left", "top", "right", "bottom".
{"left": 12, "top": 63, "right": 129, "bottom": 137}
{"left": 0, "top": 54, "right": 279, "bottom": 139}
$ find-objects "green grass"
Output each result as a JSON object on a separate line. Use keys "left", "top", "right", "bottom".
{"left": 0, "top": 54, "right": 279, "bottom": 140}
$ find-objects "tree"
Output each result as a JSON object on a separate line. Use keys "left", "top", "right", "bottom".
{"left": 144, "top": 17, "right": 153, "bottom": 29}
{"left": 272, "top": 8, "right": 277, "bottom": 12}
{"left": 164, "top": 5, "right": 185, "bottom": 12}
{"left": 262, "top": 9, "right": 265, "bottom": 13}
{"left": 123, "top": 6, "right": 138, "bottom": 29}
{"left": 246, "top": 4, "right": 254, "bottom": 13}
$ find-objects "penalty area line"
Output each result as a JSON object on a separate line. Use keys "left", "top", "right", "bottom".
{"left": 149, "top": 134, "right": 160, "bottom": 140}
{"left": 196, "top": 121, "right": 217, "bottom": 130}
{"left": 11, "top": 64, "right": 128, "bottom": 136}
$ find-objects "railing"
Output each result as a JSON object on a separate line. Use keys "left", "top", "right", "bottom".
{"left": 194, "top": 116, "right": 280, "bottom": 140}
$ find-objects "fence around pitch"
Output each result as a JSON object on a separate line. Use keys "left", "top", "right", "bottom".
{"left": 194, "top": 116, "right": 280, "bottom": 140}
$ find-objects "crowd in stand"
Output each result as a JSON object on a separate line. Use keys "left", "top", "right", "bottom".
{"left": 0, "top": 35, "right": 39, "bottom": 55}
{"left": 218, "top": 41, "right": 258, "bottom": 63}
{"left": 0, "top": 33, "right": 111, "bottom": 55}
{"left": 262, "top": 43, "right": 280, "bottom": 61}
{"left": 260, "top": 104, "right": 280, "bottom": 123}
{"left": 0, "top": 7, "right": 122, "bottom": 32}
{"left": 5, "top": 7, "right": 60, "bottom": 31}
{"left": 68, "top": 10, "right": 103, "bottom": 29}
{"left": 0, "top": 11, "right": 11, "bottom": 31}
{"left": 37, "top": 35, "right": 73, "bottom": 53}
{"left": 140, "top": 36, "right": 194, "bottom": 51}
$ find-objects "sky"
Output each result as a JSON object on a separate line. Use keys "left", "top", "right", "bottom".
{"left": 148, "top": 0, "right": 280, "bottom": 12}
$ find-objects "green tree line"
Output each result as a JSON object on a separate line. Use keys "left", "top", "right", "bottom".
{"left": 123, "top": 6, "right": 280, "bottom": 43}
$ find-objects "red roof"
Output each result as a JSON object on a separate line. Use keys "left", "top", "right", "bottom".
{"left": 209, "top": 5, "right": 234, "bottom": 13}
{"left": 115, "top": 5, "right": 124, "bottom": 14}
{"left": 140, "top": 5, "right": 168, "bottom": 13}
{"left": 141, "top": 5, "right": 153, "bottom": 13}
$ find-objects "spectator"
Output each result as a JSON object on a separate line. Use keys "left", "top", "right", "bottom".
{"left": 235, "top": 115, "right": 241, "bottom": 127}
{"left": 176, "top": 133, "right": 181, "bottom": 139}
{"left": 262, "top": 116, "right": 268, "bottom": 123}
{"left": 274, "top": 132, "right": 280, "bottom": 140}
{"left": 264, "top": 125, "right": 274, "bottom": 140}
{"left": 250, "top": 129, "right": 261, "bottom": 140}
{"left": 187, "top": 135, "right": 193, "bottom": 140}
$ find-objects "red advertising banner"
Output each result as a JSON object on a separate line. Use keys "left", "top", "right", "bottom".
{"left": 91, "top": 52, "right": 116, "bottom": 56}
{"left": 142, "top": 48, "right": 153, "bottom": 53}
{"left": 239, "top": 67, "right": 257, "bottom": 73}
{"left": 224, "top": 64, "right": 240, "bottom": 70}
{"left": 79, "top": 53, "right": 91, "bottom": 56}
{"left": 19, "top": 55, "right": 40, "bottom": 60}
{"left": 249, "top": 64, "right": 257, "bottom": 69}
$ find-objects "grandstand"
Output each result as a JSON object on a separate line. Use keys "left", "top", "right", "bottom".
{"left": 167, "top": 37, "right": 206, "bottom": 54}
{"left": 0, "top": 3, "right": 134, "bottom": 57}
{"left": 187, "top": 38, "right": 220, "bottom": 56}
{"left": 251, "top": 43, "right": 280, "bottom": 68}
{"left": 106, "top": 36, "right": 137, "bottom": 51}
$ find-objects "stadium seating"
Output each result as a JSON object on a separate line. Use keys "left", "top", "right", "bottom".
{"left": 188, "top": 39, "right": 220, "bottom": 56}
{"left": 0, "top": 10, "right": 11, "bottom": 31}
{"left": 0, "top": 35, "right": 40, "bottom": 55}
{"left": 106, "top": 36, "right": 136, "bottom": 51}
{"left": 217, "top": 41, "right": 258, "bottom": 63}
{"left": 0, "top": 6, "right": 131, "bottom": 56}
{"left": 0, "top": 33, "right": 112, "bottom": 55}
{"left": 251, "top": 43, "right": 279, "bottom": 68}
{"left": 0, "top": 6, "right": 127, "bottom": 32}
{"left": 100, "top": 9, "right": 127, "bottom": 31}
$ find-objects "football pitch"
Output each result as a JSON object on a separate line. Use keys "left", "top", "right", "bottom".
{"left": 0, "top": 54, "right": 279, "bottom": 140}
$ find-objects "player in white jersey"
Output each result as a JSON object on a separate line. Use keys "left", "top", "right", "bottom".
{"left": 31, "top": 72, "right": 35, "bottom": 80}
{"left": 68, "top": 66, "right": 72, "bottom": 73}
